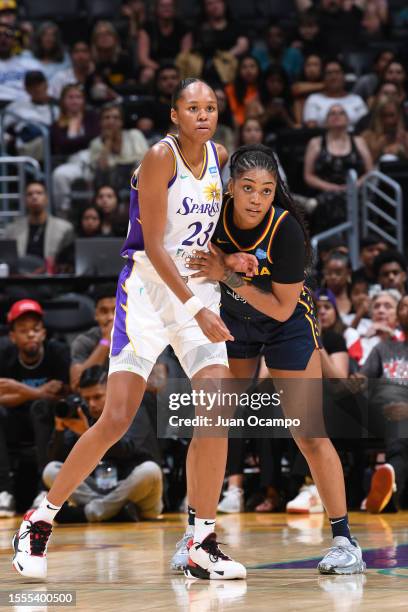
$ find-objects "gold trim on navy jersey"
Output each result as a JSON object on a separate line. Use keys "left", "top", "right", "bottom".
{"left": 266, "top": 210, "right": 289, "bottom": 264}
{"left": 167, "top": 133, "right": 208, "bottom": 180}
{"left": 222, "top": 196, "right": 276, "bottom": 252}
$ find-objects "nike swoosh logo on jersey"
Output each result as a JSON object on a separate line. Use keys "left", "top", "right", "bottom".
{"left": 216, "top": 239, "right": 230, "bottom": 244}
{"left": 180, "top": 174, "right": 189, "bottom": 179}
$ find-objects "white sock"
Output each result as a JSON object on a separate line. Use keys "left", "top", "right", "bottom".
{"left": 30, "top": 496, "right": 61, "bottom": 524}
{"left": 194, "top": 518, "right": 216, "bottom": 543}
{"left": 185, "top": 524, "right": 194, "bottom": 537}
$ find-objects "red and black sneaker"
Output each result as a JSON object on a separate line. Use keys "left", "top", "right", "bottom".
{"left": 184, "top": 533, "right": 246, "bottom": 580}
{"left": 12, "top": 509, "right": 52, "bottom": 580}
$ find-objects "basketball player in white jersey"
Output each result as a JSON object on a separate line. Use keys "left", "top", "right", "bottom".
{"left": 12, "top": 79, "right": 246, "bottom": 581}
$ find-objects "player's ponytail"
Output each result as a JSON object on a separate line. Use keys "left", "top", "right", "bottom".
{"left": 229, "top": 144, "right": 312, "bottom": 265}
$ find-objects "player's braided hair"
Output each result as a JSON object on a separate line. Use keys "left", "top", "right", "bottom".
{"left": 229, "top": 144, "right": 312, "bottom": 265}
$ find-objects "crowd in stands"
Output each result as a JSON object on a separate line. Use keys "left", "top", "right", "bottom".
{"left": 0, "top": 0, "right": 408, "bottom": 523}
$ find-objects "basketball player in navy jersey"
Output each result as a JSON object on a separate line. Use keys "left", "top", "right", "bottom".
{"left": 174, "top": 145, "right": 365, "bottom": 576}
{"left": 12, "top": 80, "right": 247, "bottom": 581}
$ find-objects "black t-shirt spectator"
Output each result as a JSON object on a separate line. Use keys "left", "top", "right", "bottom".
{"left": 319, "top": 6, "right": 362, "bottom": 56}
{"left": 321, "top": 329, "right": 347, "bottom": 355}
{"left": 143, "top": 20, "right": 188, "bottom": 62}
{"left": 94, "top": 52, "right": 134, "bottom": 94}
{"left": 0, "top": 339, "right": 70, "bottom": 397}
{"left": 194, "top": 22, "right": 244, "bottom": 60}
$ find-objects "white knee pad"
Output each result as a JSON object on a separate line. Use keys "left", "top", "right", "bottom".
{"left": 108, "top": 349, "right": 155, "bottom": 382}
{"left": 178, "top": 343, "right": 229, "bottom": 379}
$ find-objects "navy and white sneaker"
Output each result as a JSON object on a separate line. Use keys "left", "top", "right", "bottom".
{"left": 170, "top": 530, "right": 193, "bottom": 572}
{"left": 318, "top": 537, "right": 366, "bottom": 575}
{"left": 12, "top": 509, "right": 52, "bottom": 580}
{"left": 185, "top": 533, "right": 246, "bottom": 580}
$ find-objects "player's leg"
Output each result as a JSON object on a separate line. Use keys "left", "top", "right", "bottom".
{"left": 269, "top": 350, "right": 365, "bottom": 575}
{"left": 184, "top": 363, "right": 246, "bottom": 580}
{"left": 12, "top": 371, "right": 147, "bottom": 580}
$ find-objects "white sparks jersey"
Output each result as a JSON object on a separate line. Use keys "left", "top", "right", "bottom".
{"left": 128, "top": 134, "right": 223, "bottom": 280}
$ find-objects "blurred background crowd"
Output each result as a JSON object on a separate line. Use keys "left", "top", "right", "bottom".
{"left": 0, "top": 0, "right": 407, "bottom": 527}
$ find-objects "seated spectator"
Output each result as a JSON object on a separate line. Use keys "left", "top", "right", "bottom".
{"left": 374, "top": 250, "right": 407, "bottom": 296}
{"left": 303, "top": 60, "right": 367, "bottom": 128}
{"left": 90, "top": 104, "right": 149, "bottom": 190}
{"left": 189, "top": 0, "right": 248, "bottom": 84}
{"left": 53, "top": 105, "right": 148, "bottom": 213}
{"left": 352, "top": 234, "right": 388, "bottom": 286}
{"left": 248, "top": 65, "right": 295, "bottom": 132}
{"left": 89, "top": 21, "right": 135, "bottom": 99}
{"left": 213, "top": 87, "right": 235, "bottom": 153}
{"left": 322, "top": 251, "right": 352, "bottom": 316}
{"left": 361, "top": 295, "right": 408, "bottom": 512}
{"left": 292, "top": 54, "right": 324, "bottom": 126}
{"left": 43, "top": 365, "right": 163, "bottom": 523}
{"left": 356, "top": 80, "right": 408, "bottom": 134}
{"left": 353, "top": 49, "right": 394, "bottom": 101}
{"left": 239, "top": 117, "right": 264, "bottom": 146}
{"left": 343, "top": 277, "right": 372, "bottom": 336}
{"left": 224, "top": 55, "right": 261, "bottom": 127}
{"left": 351, "top": 288, "right": 403, "bottom": 366}
{"left": 252, "top": 22, "right": 303, "bottom": 82}
{"left": 49, "top": 41, "right": 95, "bottom": 102}
{"left": 0, "top": 22, "right": 42, "bottom": 103}
{"left": 361, "top": 99, "right": 408, "bottom": 162}
{"left": 70, "top": 284, "right": 116, "bottom": 390}
{"left": 360, "top": 0, "right": 389, "bottom": 45}
{"left": 304, "top": 104, "right": 372, "bottom": 232}
{"left": 120, "top": 0, "right": 147, "bottom": 44}
{"left": 4, "top": 70, "right": 59, "bottom": 161}
{"left": 94, "top": 185, "right": 128, "bottom": 237}
{"left": 50, "top": 84, "right": 100, "bottom": 157}
{"left": 4, "top": 181, "right": 74, "bottom": 272}
{"left": 292, "top": 11, "right": 324, "bottom": 58}
{"left": 315, "top": 289, "right": 349, "bottom": 377}
{"left": 78, "top": 206, "right": 103, "bottom": 238}
{"left": 0, "top": 299, "right": 70, "bottom": 517}
{"left": 382, "top": 60, "right": 407, "bottom": 100}
{"left": 298, "top": 0, "right": 363, "bottom": 59}
{"left": 136, "top": 63, "right": 180, "bottom": 139}
{"left": 137, "top": 0, "right": 192, "bottom": 85}
{"left": 23, "top": 21, "right": 70, "bottom": 81}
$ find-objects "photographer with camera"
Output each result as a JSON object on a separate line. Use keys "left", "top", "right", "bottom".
{"left": 43, "top": 365, "right": 163, "bottom": 523}
{"left": 0, "top": 299, "right": 70, "bottom": 517}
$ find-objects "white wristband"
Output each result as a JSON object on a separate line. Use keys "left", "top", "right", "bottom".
{"left": 184, "top": 296, "right": 204, "bottom": 317}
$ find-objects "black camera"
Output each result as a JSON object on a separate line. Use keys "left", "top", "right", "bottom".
{"left": 54, "top": 395, "right": 85, "bottom": 419}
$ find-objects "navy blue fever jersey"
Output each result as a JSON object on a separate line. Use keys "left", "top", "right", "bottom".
{"left": 212, "top": 195, "right": 307, "bottom": 321}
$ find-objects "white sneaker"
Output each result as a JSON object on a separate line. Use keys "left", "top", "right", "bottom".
{"left": 286, "top": 485, "right": 324, "bottom": 514}
{"left": 217, "top": 487, "right": 244, "bottom": 514}
{"left": 318, "top": 537, "right": 366, "bottom": 575}
{"left": 12, "top": 509, "right": 52, "bottom": 580}
{"left": 31, "top": 490, "right": 48, "bottom": 510}
{"left": 185, "top": 533, "right": 246, "bottom": 580}
{"left": 170, "top": 528, "right": 193, "bottom": 572}
{"left": 0, "top": 490, "right": 16, "bottom": 517}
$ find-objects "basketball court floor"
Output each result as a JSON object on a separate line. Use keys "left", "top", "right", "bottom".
{"left": 1, "top": 512, "right": 408, "bottom": 611}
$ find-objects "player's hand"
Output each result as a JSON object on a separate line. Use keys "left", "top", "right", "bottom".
{"left": 223, "top": 251, "right": 258, "bottom": 276}
{"left": 195, "top": 308, "right": 234, "bottom": 343}
{"left": 101, "top": 319, "right": 113, "bottom": 342}
{"left": 185, "top": 243, "right": 226, "bottom": 281}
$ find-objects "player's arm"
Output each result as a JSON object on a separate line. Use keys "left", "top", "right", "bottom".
{"left": 138, "top": 144, "right": 233, "bottom": 342}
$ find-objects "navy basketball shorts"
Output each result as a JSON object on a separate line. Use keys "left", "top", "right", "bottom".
{"left": 221, "top": 299, "right": 322, "bottom": 371}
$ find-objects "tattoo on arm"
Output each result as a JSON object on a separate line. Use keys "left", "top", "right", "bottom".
{"left": 222, "top": 268, "right": 246, "bottom": 289}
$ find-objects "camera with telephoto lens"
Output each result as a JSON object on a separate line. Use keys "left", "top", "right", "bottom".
{"left": 54, "top": 395, "right": 85, "bottom": 419}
